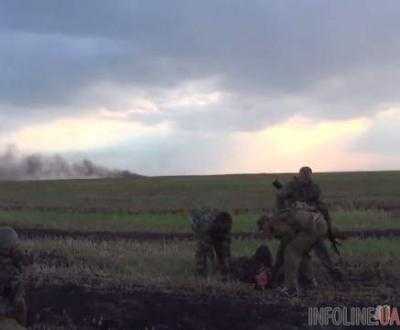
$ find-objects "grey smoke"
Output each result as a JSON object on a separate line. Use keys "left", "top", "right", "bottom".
{"left": 0, "top": 146, "right": 140, "bottom": 180}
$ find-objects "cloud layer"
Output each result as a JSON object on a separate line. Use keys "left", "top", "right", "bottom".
{"left": 1, "top": 1, "right": 400, "bottom": 174}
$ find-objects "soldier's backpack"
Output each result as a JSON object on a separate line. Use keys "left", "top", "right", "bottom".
{"left": 189, "top": 208, "right": 232, "bottom": 236}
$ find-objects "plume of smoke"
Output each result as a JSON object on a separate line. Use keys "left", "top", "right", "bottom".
{"left": 0, "top": 145, "right": 140, "bottom": 181}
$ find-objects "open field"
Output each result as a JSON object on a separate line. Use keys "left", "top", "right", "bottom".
{"left": 0, "top": 172, "right": 399, "bottom": 328}
{"left": 0, "top": 209, "right": 399, "bottom": 233}
{"left": 24, "top": 237, "right": 400, "bottom": 291}
{"left": 1, "top": 171, "right": 400, "bottom": 214}
{"left": 23, "top": 236, "right": 400, "bottom": 329}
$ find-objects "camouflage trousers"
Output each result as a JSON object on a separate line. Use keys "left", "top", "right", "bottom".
{"left": 273, "top": 212, "right": 329, "bottom": 292}
{"left": 0, "top": 273, "right": 27, "bottom": 326}
{"left": 273, "top": 238, "right": 342, "bottom": 287}
{"left": 195, "top": 235, "right": 231, "bottom": 276}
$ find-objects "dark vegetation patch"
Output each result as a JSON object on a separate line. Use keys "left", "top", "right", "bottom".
{"left": 15, "top": 227, "right": 400, "bottom": 242}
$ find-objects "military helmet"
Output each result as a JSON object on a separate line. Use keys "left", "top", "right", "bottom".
{"left": 299, "top": 166, "right": 312, "bottom": 181}
{"left": 0, "top": 227, "right": 19, "bottom": 251}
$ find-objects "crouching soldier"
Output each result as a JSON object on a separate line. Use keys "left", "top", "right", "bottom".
{"left": 0, "top": 227, "right": 28, "bottom": 327}
{"left": 258, "top": 208, "right": 329, "bottom": 296}
{"left": 229, "top": 244, "right": 273, "bottom": 290}
{"left": 189, "top": 208, "right": 232, "bottom": 277}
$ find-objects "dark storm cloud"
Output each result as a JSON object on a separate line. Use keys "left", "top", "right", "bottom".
{"left": 1, "top": 0, "right": 400, "bottom": 131}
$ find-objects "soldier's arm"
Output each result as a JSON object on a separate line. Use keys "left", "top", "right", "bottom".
{"left": 276, "top": 181, "right": 296, "bottom": 209}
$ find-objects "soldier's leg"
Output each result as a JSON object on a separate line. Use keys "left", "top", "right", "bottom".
{"left": 273, "top": 241, "right": 284, "bottom": 276}
{"left": 14, "top": 298, "right": 27, "bottom": 326}
{"left": 272, "top": 238, "right": 290, "bottom": 285}
{"left": 10, "top": 276, "right": 27, "bottom": 326}
{"left": 195, "top": 239, "right": 213, "bottom": 276}
{"left": 213, "top": 236, "right": 231, "bottom": 276}
{"left": 298, "top": 253, "right": 317, "bottom": 288}
{"left": 284, "top": 232, "right": 316, "bottom": 293}
{"left": 313, "top": 239, "right": 343, "bottom": 281}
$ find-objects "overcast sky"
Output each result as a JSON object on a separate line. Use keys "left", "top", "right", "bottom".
{"left": 1, "top": 1, "right": 400, "bottom": 175}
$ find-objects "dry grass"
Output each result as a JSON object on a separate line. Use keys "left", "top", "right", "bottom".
{"left": 22, "top": 237, "right": 400, "bottom": 297}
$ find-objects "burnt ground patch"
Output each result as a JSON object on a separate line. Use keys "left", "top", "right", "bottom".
{"left": 26, "top": 281, "right": 394, "bottom": 330}
{"left": 27, "top": 283, "right": 304, "bottom": 330}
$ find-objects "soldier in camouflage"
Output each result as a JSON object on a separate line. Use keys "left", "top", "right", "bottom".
{"left": 0, "top": 227, "right": 28, "bottom": 327}
{"left": 258, "top": 205, "right": 329, "bottom": 295}
{"left": 275, "top": 167, "right": 330, "bottom": 221}
{"left": 272, "top": 167, "right": 343, "bottom": 286}
{"left": 189, "top": 208, "right": 232, "bottom": 277}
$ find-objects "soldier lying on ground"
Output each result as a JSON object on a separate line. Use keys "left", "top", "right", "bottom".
{"left": 257, "top": 205, "right": 345, "bottom": 296}
{"left": 0, "top": 227, "right": 31, "bottom": 327}
{"left": 189, "top": 208, "right": 232, "bottom": 277}
{"left": 229, "top": 244, "right": 273, "bottom": 290}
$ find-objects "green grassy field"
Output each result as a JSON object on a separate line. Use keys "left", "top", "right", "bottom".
{"left": 1, "top": 171, "right": 400, "bottom": 213}
{"left": 0, "top": 209, "right": 399, "bottom": 232}
{"left": 3, "top": 172, "right": 397, "bottom": 328}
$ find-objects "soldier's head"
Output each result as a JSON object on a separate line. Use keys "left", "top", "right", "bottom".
{"left": 210, "top": 211, "right": 232, "bottom": 238}
{"left": 257, "top": 213, "right": 274, "bottom": 239}
{"left": 252, "top": 244, "right": 273, "bottom": 268}
{"left": 298, "top": 166, "right": 312, "bottom": 183}
{"left": 0, "top": 227, "right": 19, "bottom": 255}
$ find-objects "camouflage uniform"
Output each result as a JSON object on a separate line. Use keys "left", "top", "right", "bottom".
{"left": 0, "top": 227, "right": 28, "bottom": 326}
{"left": 189, "top": 208, "right": 232, "bottom": 276}
{"left": 275, "top": 173, "right": 329, "bottom": 219}
{"left": 260, "top": 206, "right": 328, "bottom": 294}
{"left": 273, "top": 168, "right": 342, "bottom": 284}
{"left": 229, "top": 244, "right": 273, "bottom": 289}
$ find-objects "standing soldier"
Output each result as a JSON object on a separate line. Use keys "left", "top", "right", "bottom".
{"left": 270, "top": 167, "right": 343, "bottom": 292}
{"left": 0, "top": 227, "right": 28, "bottom": 328}
{"left": 189, "top": 208, "right": 232, "bottom": 277}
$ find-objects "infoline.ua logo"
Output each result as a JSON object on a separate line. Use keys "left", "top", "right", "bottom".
{"left": 308, "top": 305, "right": 400, "bottom": 327}
{"left": 375, "top": 305, "right": 400, "bottom": 326}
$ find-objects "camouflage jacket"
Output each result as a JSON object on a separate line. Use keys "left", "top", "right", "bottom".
{"left": 189, "top": 208, "right": 232, "bottom": 240}
{"left": 0, "top": 249, "right": 27, "bottom": 305}
{"left": 276, "top": 177, "right": 329, "bottom": 219}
